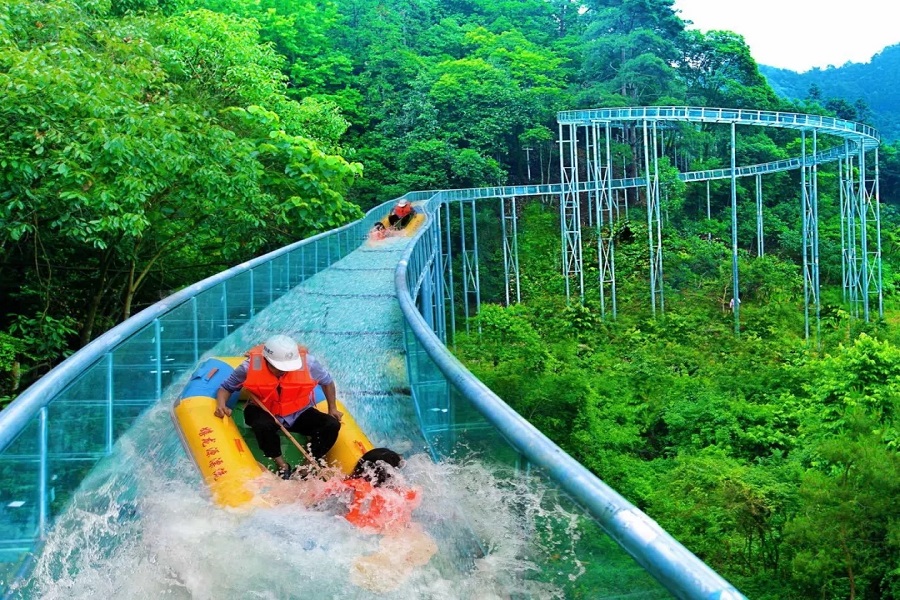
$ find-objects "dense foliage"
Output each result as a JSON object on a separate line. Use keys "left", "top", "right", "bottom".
{"left": 2, "top": 0, "right": 900, "bottom": 596}
{"left": 454, "top": 203, "right": 900, "bottom": 599}
{"left": 0, "top": 0, "right": 363, "bottom": 397}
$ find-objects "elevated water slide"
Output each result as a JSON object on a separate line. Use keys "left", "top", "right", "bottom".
{"left": 0, "top": 107, "right": 880, "bottom": 599}
{"left": 0, "top": 199, "right": 742, "bottom": 599}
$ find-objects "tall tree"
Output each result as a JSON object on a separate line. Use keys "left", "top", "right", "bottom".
{"left": 580, "top": 0, "right": 685, "bottom": 104}
{"left": 0, "top": 0, "right": 361, "bottom": 387}
{"left": 677, "top": 29, "right": 777, "bottom": 108}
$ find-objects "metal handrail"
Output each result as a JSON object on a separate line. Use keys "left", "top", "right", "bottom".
{"left": 557, "top": 106, "right": 879, "bottom": 148}
{"left": 394, "top": 196, "right": 748, "bottom": 600}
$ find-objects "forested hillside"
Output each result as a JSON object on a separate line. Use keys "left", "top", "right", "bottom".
{"left": 453, "top": 202, "right": 900, "bottom": 599}
{"left": 2, "top": 0, "right": 900, "bottom": 597}
{"left": 761, "top": 44, "right": 900, "bottom": 140}
{"left": 0, "top": 0, "right": 761, "bottom": 399}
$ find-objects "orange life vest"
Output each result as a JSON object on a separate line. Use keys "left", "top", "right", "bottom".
{"left": 393, "top": 203, "right": 412, "bottom": 218}
{"left": 242, "top": 344, "right": 317, "bottom": 417}
{"left": 343, "top": 478, "right": 420, "bottom": 533}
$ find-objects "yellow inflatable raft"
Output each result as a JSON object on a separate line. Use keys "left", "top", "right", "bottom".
{"left": 369, "top": 205, "right": 425, "bottom": 240}
{"left": 172, "top": 356, "right": 373, "bottom": 507}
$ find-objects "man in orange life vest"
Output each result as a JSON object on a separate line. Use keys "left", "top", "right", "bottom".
{"left": 373, "top": 199, "right": 416, "bottom": 234}
{"left": 387, "top": 199, "right": 416, "bottom": 229}
{"left": 213, "top": 334, "right": 342, "bottom": 479}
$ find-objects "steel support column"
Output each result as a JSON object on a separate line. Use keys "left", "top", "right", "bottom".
{"left": 860, "top": 141, "right": 883, "bottom": 320}
{"left": 800, "top": 130, "right": 821, "bottom": 343}
{"left": 859, "top": 141, "right": 870, "bottom": 322}
{"left": 558, "top": 122, "right": 584, "bottom": 303}
{"left": 500, "top": 196, "right": 521, "bottom": 306}
{"left": 841, "top": 145, "right": 861, "bottom": 311}
{"left": 812, "top": 131, "right": 822, "bottom": 342}
{"left": 729, "top": 122, "right": 740, "bottom": 334}
{"left": 442, "top": 201, "right": 456, "bottom": 344}
{"left": 431, "top": 207, "right": 447, "bottom": 343}
{"left": 874, "top": 147, "right": 884, "bottom": 318}
{"left": 755, "top": 174, "right": 764, "bottom": 256}
{"left": 459, "top": 200, "right": 481, "bottom": 331}
{"left": 596, "top": 121, "right": 617, "bottom": 319}
{"left": 644, "top": 120, "right": 664, "bottom": 315}
{"left": 585, "top": 124, "right": 599, "bottom": 228}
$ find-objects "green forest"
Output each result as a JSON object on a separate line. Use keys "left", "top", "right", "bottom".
{"left": 2, "top": 0, "right": 900, "bottom": 597}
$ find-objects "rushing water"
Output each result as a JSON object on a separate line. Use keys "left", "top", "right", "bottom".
{"left": 7, "top": 228, "right": 603, "bottom": 599}
{"left": 13, "top": 405, "right": 581, "bottom": 599}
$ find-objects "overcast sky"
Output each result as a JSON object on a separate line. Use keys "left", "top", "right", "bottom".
{"left": 672, "top": 0, "right": 900, "bottom": 72}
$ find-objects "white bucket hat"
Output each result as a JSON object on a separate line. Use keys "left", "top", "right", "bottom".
{"left": 262, "top": 334, "right": 304, "bottom": 371}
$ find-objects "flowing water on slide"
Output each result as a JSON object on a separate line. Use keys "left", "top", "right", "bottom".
{"left": 7, "top": 231, "right": 648, "bottom": 599}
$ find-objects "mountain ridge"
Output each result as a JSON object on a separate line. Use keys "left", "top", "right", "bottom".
{"left": 760, "top": 43, "right": 900, "bottom": 140}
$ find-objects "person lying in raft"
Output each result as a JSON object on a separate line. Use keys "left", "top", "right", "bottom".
{"left": 213, "top": 334, "right": 343, "bottom": 480}
{"left": 372, "top": 199, "right": 416, "bottom": 235}
{"left": 268, "top": 447, "right": 435, "bottom": 592}
{"left": 342, "top": 449, "right": 437, "bottom": 592}
{"left": 310, "top": 448, "right": 422, "bottom": 534}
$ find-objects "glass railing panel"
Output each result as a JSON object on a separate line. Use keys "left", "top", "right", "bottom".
{"left": 51, "top": 358, "right": 109, "bottom": 404}
{"left": 225, "top": 270, "right": 253, "bottom": 331}
{"left": 111, "top": 403, "right": 155, "bottom": 442}
{"left": 287, "top": 244, "right": 309, "bottom": 287}
{"left": 328, "top": 231, "right": 341, "bottom": 261}
{"left": 47, "top": 400, "right": 107, "bottom": 456}
{"left": 43, "top": 358, "right": 110, "bottom": 497}
{"left": 157, "top": 353, "right": 190, "bottom": 395}
{"left": 308, "top": 241, "right": 325, "bottom": 274}
{"left": 194, "top": 285, "right": 228, "bottom": 348}
{"left": 447, "top": 382, "right": 490, "bottom": 434}
{"left": 404, "top": 333, "right": 449, "bottom": 441}
{"left": 334, "top": 231, "right": 349, "bottom": 262}
{"left": 158, "top": 303, "right": 200, "bottom": 383}
{"left": 269, "top": 254, "right": 291, "bottom": 300}
{"left": 314, "top": 238, "right": 329, "bottom": 271}
{"left": 46, "top": 455, "right": 99, "bottom": 517}
{"left": 412, "top": 380, "right": 452, "bottom": 454}
{"left": 110, "top": 327, "right": 160, "bottom": 404}
{"left": 47, "top": 429, "right": 106, "bottom": 524}
{"left": 0, "top": 417, "right": 41, "bottom": 584}
{"left": 250, "top": 264, "right": 273, "bottom": 317}
{"left": 444, "top": 386, "right": 509, "bottom": 460}
{"left": 335, "top": 230, "right": 348, "bottom": 259}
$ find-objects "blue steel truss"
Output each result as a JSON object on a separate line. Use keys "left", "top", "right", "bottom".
{"left": 555, "top": 106, "right": 882, "bottom": 341}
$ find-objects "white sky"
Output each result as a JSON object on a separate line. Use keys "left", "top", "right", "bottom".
{"left": 672, "top": 0, "right": 900, "bottom": 72}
